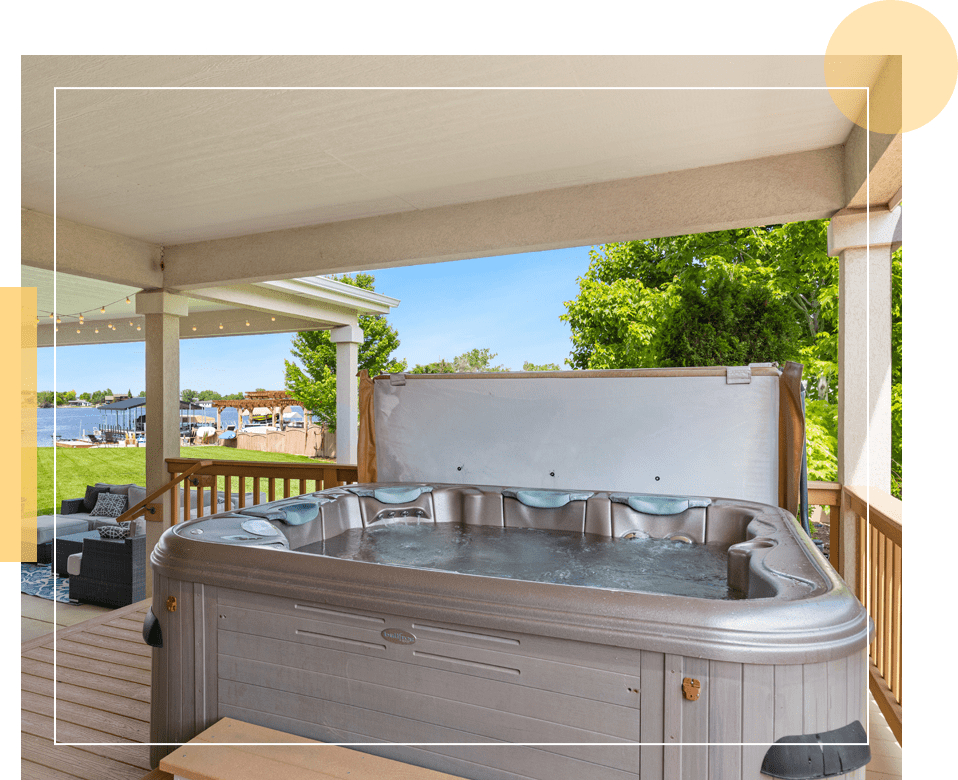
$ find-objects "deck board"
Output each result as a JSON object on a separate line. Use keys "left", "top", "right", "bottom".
{"left": 21, "top": 600, "right": 153, "bottom": 780}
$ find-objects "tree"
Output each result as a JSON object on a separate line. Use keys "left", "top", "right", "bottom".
{"left": 523, "top": 361, "right": 561, "bottom": 371}
{"left": 410, "top": 348, "right": 510, "bottom": 374}
{"left": 180, "top": 389, "right": 199, "bottom": 403}
{"left": 562, "top": 223, "right": 837, "bottom": 385}
{"left": 285, "top": 273, "right": 405, "bottom": 430}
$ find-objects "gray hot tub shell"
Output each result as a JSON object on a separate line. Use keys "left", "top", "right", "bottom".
{"left": 148, "top": 483, "right": 871, "bottom": 779}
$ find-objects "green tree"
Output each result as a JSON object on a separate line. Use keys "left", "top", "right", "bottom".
{"left": 198, "top": 390, "right": 223, "bottom": 401}
{"left": 180, "top": 389, "right": 199, "bottom": 403}
{"left": 410, "top": 348, "right": 509, "bottom": 374}
{"left": 891, "top": 246, "right": 902, "bottom": 498}
{"left": 523, "top": 361, "right": 561, "bottom": 371}
{"left": 285, "top": 273, "right": 405, "bottom": 430}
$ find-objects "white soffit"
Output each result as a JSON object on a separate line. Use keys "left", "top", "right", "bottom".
{"left": 22, "top": 266, "right": 398, "bottom": 334}
{"left": 22, "top": 55, "right": 853, "bottom": 247}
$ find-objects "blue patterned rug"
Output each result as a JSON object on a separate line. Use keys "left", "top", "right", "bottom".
{"left": 21, "top": 563, "right": 72, "bottom": 603}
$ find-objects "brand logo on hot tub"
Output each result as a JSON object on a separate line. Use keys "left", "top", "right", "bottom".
{"left": 382, "top": 629, "right": 416, "bottom": 645}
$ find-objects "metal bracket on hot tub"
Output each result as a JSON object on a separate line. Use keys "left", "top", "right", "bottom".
{"left": 761, "top": 720, "right": 870, "bottom": 779}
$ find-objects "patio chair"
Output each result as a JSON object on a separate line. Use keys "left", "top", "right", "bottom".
{"left": 87, "top": 433, "right": 100, "bottom": 445}
{"left": 66, "top": 531, "right": 146, "bottom": 607}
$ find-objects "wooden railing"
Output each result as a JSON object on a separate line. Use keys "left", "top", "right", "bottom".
{"left": 164, "top": 458, "right": 360, "bottom": 526}
{"left": 809, "top": 480, "right": 902, "bottom": 746}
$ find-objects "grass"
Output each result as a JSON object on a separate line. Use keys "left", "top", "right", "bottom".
{"left": 37, "top": 446, "right": 333, "bottom": 516}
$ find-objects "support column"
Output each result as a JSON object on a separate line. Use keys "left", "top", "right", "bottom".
{"left": 826, "top": 205, "right": 899, "bottom": 589}
{"left": 136, "top": 291, "right": 189, "bottom": 596}
{"left": 330, "top": 323, "right": 362, "bottom": 464}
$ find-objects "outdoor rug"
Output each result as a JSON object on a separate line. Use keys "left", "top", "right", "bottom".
{"left": 21, "top": 563, "right": 71, "bottom": 603}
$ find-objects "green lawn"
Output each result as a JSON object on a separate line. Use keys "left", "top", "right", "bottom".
{"left": 37, "top": 446, "right": 332, "bottom": 516}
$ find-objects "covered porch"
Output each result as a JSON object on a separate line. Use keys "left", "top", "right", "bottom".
{"left": 21, "top": 55, "right": 904, "bottom": 777}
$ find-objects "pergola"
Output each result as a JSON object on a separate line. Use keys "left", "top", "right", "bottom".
{"left": 210, "top": 391, "right": 302, "bottom": 431}
{"left": 21, "top": 55, "right": 902, "bottom": 592}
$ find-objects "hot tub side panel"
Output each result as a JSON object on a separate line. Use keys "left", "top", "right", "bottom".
{"left": 148, "top": 573, "right": 220, "bottom": 770}
{"left": 150, "top": 579, "right": 868, "bottom": 780}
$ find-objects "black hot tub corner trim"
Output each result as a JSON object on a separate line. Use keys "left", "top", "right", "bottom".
{"left": 761, "top": 720, "right": 870, "bottom": 779}
{"left": 142, "top": 607, "right": 162, "bottom": 648}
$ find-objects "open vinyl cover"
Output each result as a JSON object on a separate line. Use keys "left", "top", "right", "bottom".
{"left": 361, "top": 365, "right": 803, "bottom": 509}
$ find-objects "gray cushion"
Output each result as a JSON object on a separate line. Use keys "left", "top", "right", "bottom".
{"left": 84, "top": 484, "right": 111, "bottom": 512}
{"left": 67, "top": 553, "right": 83, "bottom": 576}
{"left": 128, "top": 485, "right": 147, "bottom": 509}
{"left": 36, "top": 515, "right": 90, "bottom": 544}
{"left": 90, "top": 492, "right": 128, "bottom": 518}
{"left": 98, "top": 524, "right": 127, "bottom": 539}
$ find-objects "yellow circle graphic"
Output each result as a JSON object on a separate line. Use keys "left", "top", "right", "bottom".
{"left": 825, "top": 1, "right": 957, "bottom": 133}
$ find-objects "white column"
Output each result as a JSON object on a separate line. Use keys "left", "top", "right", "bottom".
{"left": 136, "top": 291, "right": 189, "bottom": 595}
{"left": 329, "top": 323, "right": 362, "bottom": 464}
{"left": 827, "top": 205, "right": 899, "bottom": 588}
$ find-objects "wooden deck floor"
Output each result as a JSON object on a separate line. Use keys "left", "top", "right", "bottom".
{"left": 21, "top": 599, "right": 153, "bottom": 780}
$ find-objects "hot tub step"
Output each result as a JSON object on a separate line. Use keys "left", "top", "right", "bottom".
{"left": 159, "top": 717, "right": 466, "bottom": 780}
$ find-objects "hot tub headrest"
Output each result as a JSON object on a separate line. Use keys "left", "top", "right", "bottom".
{"left": 238, "top": 496, "right": 334, "bottom": 525}
{"left": 502, "top": 489, "right": 594, "bottom": 508}
{"left": 610, "top": 494, "right": 712, "bottom": 515}
{"left": 347, "top": 485, "right": 434, "bottom": 504}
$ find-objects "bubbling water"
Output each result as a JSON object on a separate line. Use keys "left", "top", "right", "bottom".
{"left": 306, "top": 522, "right": 739, "bottom": 600}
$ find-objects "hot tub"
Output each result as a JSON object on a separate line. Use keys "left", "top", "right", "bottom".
{"left": 147, "top": 482, "right": 871, "bottom": 779}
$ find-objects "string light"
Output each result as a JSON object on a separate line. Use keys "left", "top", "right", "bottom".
{"left": 192, "top": 326, "right": 197, "bottom": 331}
{"left": 219, "top": 323, "right": 223, "bottom": 329}
{"left": 100, "top": 306, "right": 106, "bottom": 313}
{"left": 245, "top": 320, "right": 250, "bottom": 326}
{"left": 126, "top": 296, "right": 131, "bottom": 304}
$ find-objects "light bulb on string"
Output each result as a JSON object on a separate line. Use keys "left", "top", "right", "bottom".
{"left": 100, "top": 306, "right": 106, "bottom": 313}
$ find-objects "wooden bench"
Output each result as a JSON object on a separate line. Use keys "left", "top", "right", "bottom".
{"left": 151, "top": 718, "right": 464, "bottom": 780}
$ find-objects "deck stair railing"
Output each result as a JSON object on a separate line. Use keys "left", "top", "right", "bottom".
{"left": 114, "top": 460, "right": 213, "bottom": 526}
{"left": 165, "top": 457, "right": 360, "bottom": 525}
{"left": 808, "top": 480, "right": 902, "bottom": 746}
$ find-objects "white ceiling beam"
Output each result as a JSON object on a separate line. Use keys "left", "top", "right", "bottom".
{"left": 21, "top": 208, "right": 164, "bottom": 289}
{"left": 163, "top": 145, "right": 846, "bottom": 289}
{"left": 181, "top": 285, "right": 361, "bottom": 326}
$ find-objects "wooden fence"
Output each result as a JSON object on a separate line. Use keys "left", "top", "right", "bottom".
{"left": 164, "top": 458, "right": 359, "bottom": 525}
{"left": 809, "top": 480, "right": 902, "bottom": 745}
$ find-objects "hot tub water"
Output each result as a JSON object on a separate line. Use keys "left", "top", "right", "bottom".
{"left": 305, "top": 523, "right": 739, "bottom": 600}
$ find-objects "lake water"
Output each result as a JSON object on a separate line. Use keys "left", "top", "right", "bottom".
{"left": 35, "top": 406, "right": 305, "bottom": 447}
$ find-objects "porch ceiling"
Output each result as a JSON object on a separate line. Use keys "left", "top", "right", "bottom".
{"left": 21, "top": 55, "right": 899, "bottom": 293}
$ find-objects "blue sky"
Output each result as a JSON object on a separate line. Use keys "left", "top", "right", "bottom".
{"left": 37, "top": 245, "right": 596, "bottom": 395}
